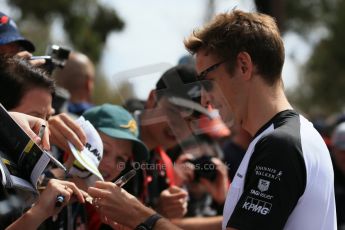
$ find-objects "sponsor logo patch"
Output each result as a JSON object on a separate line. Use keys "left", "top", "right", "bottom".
{"left": 258, "top": 179, "right": 270, "bottom": 192}
{"left": 242, "top": 196, "right": 272, "bottom": 215}
{"left": 250, "top": 189, "right": 274, "bottom": 200}
{"left": 255, "top": 165, "right": 283, "bottom": 181}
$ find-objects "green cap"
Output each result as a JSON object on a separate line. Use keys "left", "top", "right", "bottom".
{"left": 83, "top": 104, "right": 148, "bottom": 162}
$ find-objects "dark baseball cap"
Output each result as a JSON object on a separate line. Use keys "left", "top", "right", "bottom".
{"left": 0, "top": 12, "right": 35, "bottom": 52}
{"left": 155, "top": 65, "right": 201, "bottom": 104}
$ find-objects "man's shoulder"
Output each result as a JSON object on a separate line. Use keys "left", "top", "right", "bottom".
{"left": 248, "top": 119, "right": 306, "bottom": 180}
{"left": 255, "top": 127, "right": 302, "bottom": 157}
{"left": 253, "top": 110, "right": 302, "bottom": 150}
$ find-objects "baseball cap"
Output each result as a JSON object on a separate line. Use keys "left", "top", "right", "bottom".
{"left": 331, "top": 122, "right": 345, "bottom": 150}
{"left": 155, "top": 65, "right": 201, "bottom": 104}
{"left": 0, "top": 12, "right": 35, "bottom": 52}
{"left": 68, "top": 116, "right": 104, "bottom": 187}
{"left": 83, "top": 104, "right": 149, "bottom": 162}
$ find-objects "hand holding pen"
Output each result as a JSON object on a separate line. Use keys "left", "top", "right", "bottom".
{"left": 34, "top": 122, "right": 50, "bottom": 149}
{"left": 34, "top": 179, "right": 85, "bottom": 219}
{"left": 85, "top": 169, "right": 137, "bottom": 205}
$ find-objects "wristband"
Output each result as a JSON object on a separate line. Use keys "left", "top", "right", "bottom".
{"left": 134, "top": 213, "right": 162, "bottom": 230}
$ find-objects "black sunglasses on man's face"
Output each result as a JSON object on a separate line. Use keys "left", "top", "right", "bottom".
{"left": 197, "top": 61, "right": 225, "bottom": 91}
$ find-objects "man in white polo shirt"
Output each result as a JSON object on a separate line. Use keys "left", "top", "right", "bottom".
{"left": 184, "top": 9, "right": 336, "bottom": 230}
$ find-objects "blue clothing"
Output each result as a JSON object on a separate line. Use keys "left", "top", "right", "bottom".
{"left": 68, "top": 102, "right": 94, "bottom": 116}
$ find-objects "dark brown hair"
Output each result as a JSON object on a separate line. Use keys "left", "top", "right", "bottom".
{"left": 184, "top": 10, "right": 285, "bottom": 85}
{"left": 0, "top": 57, "right": 55, "bottom": 110}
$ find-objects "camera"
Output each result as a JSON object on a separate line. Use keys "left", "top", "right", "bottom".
{"left": 31, "top": 45, "right": 70, "bottom": 74}
{"left": 46, "top": 45, "right": 70, "bottom": 68}
{"left": 188, "top": 155, "right": 218, "bottom": 182}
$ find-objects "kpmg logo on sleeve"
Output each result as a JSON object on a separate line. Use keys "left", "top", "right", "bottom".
{"left": 242, "top": 196, "right": 272, "bottom": 215}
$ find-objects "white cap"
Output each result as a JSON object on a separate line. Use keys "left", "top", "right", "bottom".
{"left": 68, "top": 116, "right": 104, "bottom": 186}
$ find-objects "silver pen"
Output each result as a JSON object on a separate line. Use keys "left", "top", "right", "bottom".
{"left": 85, "top": 169, "right": 137, "bottom": 204}
{"left": 38, "top": 124, "right": 46, "bottom": 140}
{"left": 114, "top": 169, "right": 136, "bottom": 187}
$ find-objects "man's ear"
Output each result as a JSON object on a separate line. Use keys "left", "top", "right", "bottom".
{"left": 85, "top": 75, "right": 94, "bottom": 92}
{"left": 86, "top": 78, "right": 92, "bottom": 92}
{"left": 145, "top": 90, "right": 157, "bottom": 109}
{"left": 237, "top": 52, "right": 253, "bottom": 80}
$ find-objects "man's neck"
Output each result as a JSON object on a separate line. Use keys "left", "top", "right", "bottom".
{"left": 70, "top": 92, "right": 91, "bottom": 104}
{"left": 243, "top": 81, "right": 292, "bottom": 136}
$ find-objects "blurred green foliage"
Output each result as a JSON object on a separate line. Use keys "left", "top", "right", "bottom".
{"left": 7, "top": 0, "right": 124, "bottom": 62}
{"left": 255, "top": 0, "right": 335, "bottom": 35}
{"left": 287, "top": 0, "right": 345, "bottom": 114}
{"left": 256, "top": 0, "right": 345, "bottom": 114}
{"left": 6, "top": 0, "right": 132, "bottom": 105}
